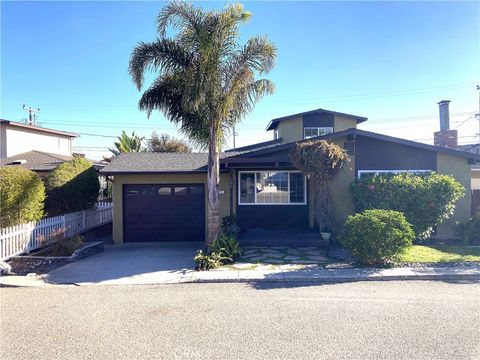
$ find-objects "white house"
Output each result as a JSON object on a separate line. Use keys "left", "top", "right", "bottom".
{"left": 0, "top": 119, "right": 77, "bottom": 158}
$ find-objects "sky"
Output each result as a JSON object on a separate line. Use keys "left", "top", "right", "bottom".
{"left": 1, "top": 1, "right": 479, "bottom": 160}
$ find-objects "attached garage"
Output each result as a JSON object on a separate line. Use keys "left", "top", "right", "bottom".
{"left": 123, "top": 184, "right": 205, "bottom": 242}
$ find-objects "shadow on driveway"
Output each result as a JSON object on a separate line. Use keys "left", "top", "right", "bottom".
{"left": 45, "top": 242, "right": 201, "bottom": 285}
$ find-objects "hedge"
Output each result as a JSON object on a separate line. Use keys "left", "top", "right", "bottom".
{"left": 341, "top": 209, "right": 415, "bottom": 265}
{"left": 350, "top": 173, "right": 464, "bottom": 240}
{"left": 44, "top": 158, "right": 100, "bottom": 216}
{"left": 0, "top": 167, "right": 45, "bottom": 227}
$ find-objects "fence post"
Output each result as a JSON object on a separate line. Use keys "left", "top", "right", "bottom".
{"left": 82, "top": 211, "right": 86, "bottom": 232}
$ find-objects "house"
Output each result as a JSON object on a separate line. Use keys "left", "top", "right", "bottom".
{"left": 101, "top": 107, "right": 480, "bottom": 244}
{"left": 457, "top": 143, "right": 480, "bottom": 190}
{"left": 0, "top": 150, "right": 75, "bottom": 177}
{"left": 0, "top": 119, "right": 77, "bottom": 158}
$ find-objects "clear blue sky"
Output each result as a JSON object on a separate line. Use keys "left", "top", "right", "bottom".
{"left": 1, "top": 1, "right": 479, "bottom": 159}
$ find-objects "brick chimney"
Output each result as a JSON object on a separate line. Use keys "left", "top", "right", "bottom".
{"left": 434, "top": 100, "right": 458, "bottom": 148}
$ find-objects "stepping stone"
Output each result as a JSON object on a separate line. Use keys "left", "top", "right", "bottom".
{"left": 306, "top": 255, "right": 328, "bottom": 261}
{"left": 284, "top": 255, "right": 301, "bottom": 261}
{"left": 245, "top": 256, "right": 267, "bottom": 262}
{"left": 263, "top": 258, "right": 285, "bottom": 264}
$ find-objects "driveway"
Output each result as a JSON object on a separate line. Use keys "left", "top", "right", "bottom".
{"left": 45, "top": 242, "right": 201, "bottom": 285}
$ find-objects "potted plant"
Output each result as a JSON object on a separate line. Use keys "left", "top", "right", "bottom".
{"left": 320, "top": 226, "right": 332, "bottom": 241}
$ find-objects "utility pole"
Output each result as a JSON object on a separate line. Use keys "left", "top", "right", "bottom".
{"left": 476, "top": 85, "right": 480, "bottom": 143}
{"left": 232, "top": 126, "right": 238, "bottom": 149}
{"left": 22, "top": 104, "right": 40, "bottom": 125}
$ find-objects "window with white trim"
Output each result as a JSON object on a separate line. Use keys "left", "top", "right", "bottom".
{"left": 303, "top": 127, "right": 333, "bottom": 139}
{"left": 273, "top": 128, "right": 279, "bottom": 140}
{"left": 239, "top": 171, "right": 306, "bottom": 205}
{"left": 357, "top": 169, "right": 432, "bottom": 178}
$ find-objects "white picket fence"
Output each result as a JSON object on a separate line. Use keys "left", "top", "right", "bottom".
{"left": 0, "top": 202, "right": 113, "bottom": 260}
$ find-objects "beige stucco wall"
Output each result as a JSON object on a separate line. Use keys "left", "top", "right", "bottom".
{"left": 471, "top": 169, "right": 480, "bottom": 190}
{"left": 111, "top": 172, "right": 231, "bottom": 244}
{"left": 334, "top": 116, "right": 357, "bottom": 132}
{"left": 277, "top": 117, "right": 303, "bottom": 143}
{"left": 436, "top": 153, "right": 472, "bottom": 238}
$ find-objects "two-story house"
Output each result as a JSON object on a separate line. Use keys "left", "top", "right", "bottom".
{"left": 101, "top": 107, "right": 479, "bottom": 244}
{"left": 0, "top": 119, "right": 78, "bottom": 176}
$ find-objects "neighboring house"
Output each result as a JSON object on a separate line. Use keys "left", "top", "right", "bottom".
{"left": 0, "top": 150, "right": 74, "bottom": 177}
{"left": 457, "top": 143, "right": 480, "bottom": 190}
{"left": 101, "top": 107, "right": 480, "bottom": 243}
{"left": 0, "top": 119, "right": 77, "bottom": 158}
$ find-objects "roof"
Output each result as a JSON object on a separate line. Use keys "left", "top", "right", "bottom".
{"left": 0, "top": 151, "right": 73, "bottom": 172}
{"left": 0, "top": 119, "right": 78, "bottom": 138}
{"left": 265, "top": 108, "right": 368, "bottom": 131}
{"left": 101, "top": 130, "right": 480, "bottom": 175}
{"left": 458, "top": 143, "right": 480, "bottom": 155}
{"left": 100, "top": 152, "right": 238, "bottom": 174}
{"left": 230, "top": 128, "right": 480, "bottom": 162}
{"left": 224, "top": 138, "right": 283, "bottom": 153}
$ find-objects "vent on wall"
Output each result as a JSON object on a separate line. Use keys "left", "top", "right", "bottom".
{"left": 344, "top": 141, "right": 355, "bottom": 156}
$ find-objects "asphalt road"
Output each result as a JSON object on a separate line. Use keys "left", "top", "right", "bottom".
{"left": 1, "top": 281, "right": 479, "bottom": 360}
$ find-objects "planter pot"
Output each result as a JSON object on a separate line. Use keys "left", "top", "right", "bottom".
{"left": 320, "top": 232, "right": 332, "bottom": 241}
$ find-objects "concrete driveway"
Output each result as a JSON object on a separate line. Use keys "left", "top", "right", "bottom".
{"left": 45, "top": 242, "right": 202, "bottom": 285}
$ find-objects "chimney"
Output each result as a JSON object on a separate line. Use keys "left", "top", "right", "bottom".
{"left": 438, "top": 100, "right": 450, "bottom": 130}
{"left": 434, "top": 100, "right": 458, "bottom": 149}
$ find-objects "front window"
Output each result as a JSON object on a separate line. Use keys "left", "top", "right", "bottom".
{"left": 304, "top": 127, "right": 333, "bottom": 139}
{"left": 358, "top": 170, "right": 432, "bottom": 179}
{"left": 239, "top": 171, "right": 306, "bottom": 205}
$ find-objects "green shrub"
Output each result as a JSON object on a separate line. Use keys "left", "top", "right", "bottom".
{"left": 341, "top": 209, "right": 415, "bottom": 265}
{"left": 350, "top": 173, "right": 464, "bottom": 240}
{"left": 456, "top": 212, "right": 480, "bottom": 245}
{"left": 194, "top": 250, "right": 231, "bottom": 271}
{"left": 45, "top": 158, "right": 100, "bottom": 215}
{"left": 209, "top": 232, "right": 241, "bottom": 262}
{"left": 0, "top": 167, "right": 45, "bottom": 227}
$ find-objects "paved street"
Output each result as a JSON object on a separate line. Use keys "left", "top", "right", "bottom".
{"left": 1, "top": 281, "right": 479, "bottom": 360}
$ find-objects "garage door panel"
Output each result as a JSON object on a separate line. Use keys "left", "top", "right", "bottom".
{"left": 123, "top": 184, "right": 205, "bottom": 242}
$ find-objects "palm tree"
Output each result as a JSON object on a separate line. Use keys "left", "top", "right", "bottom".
{"left": 129, "top": 1, "right": 276, "bottom": 243}
{"left": 109, "top": 130, "right": 145, "bottom": 157}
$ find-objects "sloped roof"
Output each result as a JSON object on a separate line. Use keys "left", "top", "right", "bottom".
{"left": 229, "top": 128, "right": 480, "bottom": 162}
{"left": 265, "top": 108, "right": 368, "bottom": 131}
{"left": 0, "top": 151, "right": 73, "bottom": 172}
{"left": 0, "top": 119, "right": 78, "bottom": 138}
{"left": 100, "top": 152, "right": 239, "bottom": 174}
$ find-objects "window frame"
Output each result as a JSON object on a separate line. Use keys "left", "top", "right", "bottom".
{"left": 357, "top": 169, "right": 432, "bottom": 178}
{"left": 303, "top": 127, "right": 334, "bottom": 139}
{"left": 238, "top": 170, "right": 307, "bottom": 206}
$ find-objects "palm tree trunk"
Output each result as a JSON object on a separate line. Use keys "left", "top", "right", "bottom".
{"left": 206, "top": 125, "right": 221, "bottom": 244}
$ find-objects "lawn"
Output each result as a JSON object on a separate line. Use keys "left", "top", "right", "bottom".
{"left": 397, "top": 245, "right": 480, "bottom": 263}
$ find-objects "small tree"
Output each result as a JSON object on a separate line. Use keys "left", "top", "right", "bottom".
{"left": 109, "top": 130, "right": 145, "bottom": 157}
{"left": 147, "top": 132, "right": 191, "bottom": 153}
{"left": 290, "top": 140, "right": 348, "bottom": 232}
{"left": 0, "top": 167, "right": 45, "bottom": 227}
{"left": 44, "top": 158, "right": 100, "bottom": 215}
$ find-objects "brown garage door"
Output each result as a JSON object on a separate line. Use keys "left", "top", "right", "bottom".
{"left": 123, "top": 184, "right": 205, "bottom": 242}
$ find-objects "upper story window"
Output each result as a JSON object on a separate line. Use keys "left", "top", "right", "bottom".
{"left": 273, "top": 128, "right": 279, "bottom": 140}
{"left": 304, "top": 127, "right": 333, "bottom": 139}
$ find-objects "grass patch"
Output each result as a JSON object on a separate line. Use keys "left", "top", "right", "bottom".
{"left": 397, "top": 245, "right": 480, "bottom": 263}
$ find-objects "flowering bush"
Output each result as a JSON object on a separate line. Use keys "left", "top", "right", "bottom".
{"left": 350, "top": 173, "right": 464, "bottom": 241}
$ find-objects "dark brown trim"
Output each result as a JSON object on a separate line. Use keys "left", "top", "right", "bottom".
{"left": 0, "top": 119, "right": 78, "bottom": 138}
